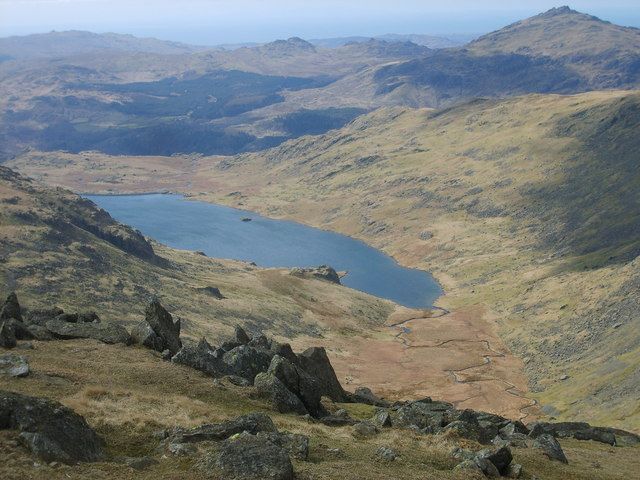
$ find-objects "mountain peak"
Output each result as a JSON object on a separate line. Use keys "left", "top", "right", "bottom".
{"left": 541, "top": 6, "right": 576, "bottom": 17}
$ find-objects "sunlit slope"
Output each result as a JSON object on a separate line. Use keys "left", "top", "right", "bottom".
{"left": 191, "top": 90, "right": 640, "bottom": 431}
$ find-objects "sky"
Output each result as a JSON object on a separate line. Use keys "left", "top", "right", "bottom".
{"left": 1, "top": 0, "right": 639, "bottom": 45}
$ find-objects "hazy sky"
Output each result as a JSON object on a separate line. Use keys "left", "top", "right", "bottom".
{"left": 1, "top": 0, "right": 639, "bottom": 44}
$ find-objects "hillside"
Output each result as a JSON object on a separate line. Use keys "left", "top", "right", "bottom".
{"left": 14, "top": 90, "right": 640, "bottom": 432}
{"left": 0, "top": 30, "right": 209, "bottom": 59}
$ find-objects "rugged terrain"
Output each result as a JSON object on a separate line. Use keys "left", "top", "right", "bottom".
{"left": 14, "top": 89, "right": 640, "bottom": 433}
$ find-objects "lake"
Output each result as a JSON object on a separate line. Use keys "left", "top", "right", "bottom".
{"left": 86, "top": 194, "right": 442, "bottom": 308}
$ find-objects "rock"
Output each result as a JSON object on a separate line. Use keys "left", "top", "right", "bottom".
{"left": 476, "top": 446, "right": 513, "bottom": 475}
{"left": 234, "top": 325, "right": 251, "bottom": 344}
{"left": 320, "top": 414, "right": 357, "bottom": 427}
{"left": 376, "top": 446, "right": 398, "bottom": 462}
{"left": 0, "top": 292, "right": 22, "bottom": 322}
{"left": 0, "top": 354, "right": 29, "bottom": 377}
{"left": 172, "top": 337, "right": 227, "bottom": 377}
{"left": 145, "top": 300, "right": 182, "bottom": 355}
{"left": 297, "top": 347, "right": 347, "bottom": 402}
{"left": 3, "top": 318, "right": 34, "bottom": 340}
{"left": 254, "top": 372, "right": 308, "bottom": 415}
{"left": 453, "top": 459, "right": 483, "bottom": 474}
{"left": 268, "top": 355, "right": 326, "bottom": 418}
{"left": 474, "top": 456, "right": 501, "bottom": 477}
{"left": 45, "top": 319, "right": 131, "bottom": 345}
{"left": 199, "top": 286, "right": 225, "bottom": 299}
{"left": 23, "top": 324, "right": 54, "bottom": 341}
{"left": 167, "top": 441, "right": 197, "bottom": 456}
{"left": 77, "top": 312, "right": 100, "bottom": 323}
{"left": 0, "top": 390, "right": 105, "bottom": 464}
{"left": 528, "top": 421, "right": 619, "bottom": 446}
{"left": 352, "top": 386, "right": 390, "bottom": 407}
{"left": 393, "top": 399, "right": 451, "bottom": 431}
{"left": 225, "top": 375, "right": 251, "bottom": 387}
{"left": 353, "top": 421, "right": 379, "bottom": 437}
{"left": 56, "top": 313, "right": 79, "bottom": 323}
{"left": 507, "top": 463, "right": 523, "bottom": 478}
{"left": 371, "top": 409, "right": 393, "bottom": 428}
{"left": 215, "top": 431, "right": 294, "bottom": 480}
{"left": 257, "top": 431, "right": 309, "bottom": 460}
{"left": 0, "top": 320, "right": 17, "bottom": 348}
{"left": 24, "top": 308, "right": 64, "bottom": 326}
{"left": 174, "top": 412, "right": 277, "bottom": 443}
{"left": 130, "top": 321, "right": 164, "bottom": 352}
{"left": 443, "top": 417, "right": 482, "bottom": 442}
{"left": 224, "top": 345, "right": 272, "bottom": 382}
{"left": 532, "top": 434, "right": 568, "bottom": 463}
{"left": 290, "top": 265, "right": 341, "bottom": 284}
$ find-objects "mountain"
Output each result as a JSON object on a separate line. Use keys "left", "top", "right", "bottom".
{"left": 0, "top": 30, "right": 210, "bottom": 59}
{"left": 311, "top": 33, "right": 469, "bottom": 49}
{"left": 19, "top": 89, "right": 640, "bottom": 432}
{"left": 361, "top": 7, "right": 640, "bottom": 108}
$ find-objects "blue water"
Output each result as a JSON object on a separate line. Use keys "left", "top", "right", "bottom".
{"left": 86, "top": 194, "right": 442, "bottom": 308}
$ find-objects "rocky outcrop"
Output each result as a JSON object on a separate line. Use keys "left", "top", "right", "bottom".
{"left": 172, "top": 413, "right": 277, "bottom": 443}
{"left": 0, "top": 320, "right": 16, "bottom": 348}
{"left": 143, "top": 300, "right": 182, "bottom": 355}
{"left": 0, "top": 292, "right": 22, "bottom": 322}
{"left": 532, "top": 434, "right": 568, "bottom": 463}
{"left": 0, "top": 390, "right": 105, "bottom": 464}
{"left": 290, "top": 265, "right": 341, "bottom": 284}
{"left": 45, "top": 319, "right": 131, "bottom": 345}
{"left": 527, "top": 420, "right": 634, "bottom": 446}
{"left": 214, "top": 431, "right": 294, "bottom": 480}
{"left": 254, "top": 372, "right": 308, "bottom": 415}
{"left": 298, "top": 347, "right": 347, "bottom": 402}
{"left": 0, "top": 354, "right": 29, "bottom": 377}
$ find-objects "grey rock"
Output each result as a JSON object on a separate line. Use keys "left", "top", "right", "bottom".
{"left": 167, "top": 441, "right": 197, "bottom": 456}
{"left": 0, "top": 354, "right": 29, "bottom": 377}
{"left": 130, "top": 321, "right": 163, "bottom": 351}
{"left": 0, "top": 292, "right": 22, "bottom": 322}
{"left": 172, "top": 337, "right": 227, "bottom": 377}
{"left": 45, "top": 319, "right": 131, "bottom": 345}
{"left": 298, "top": 347, "right": 347, "bottom": 402}
{"left": 116, "top": 456, "right": 159, "bottom": 470}
{"left": 532, "top": 434, "right": 568, "bottom": 463}
{"left": 145, "top": 300, "right": 182, "bottom": 355}
{"left": 224, "top": 345, "right": 272, "bottom": 382}
{"left": 234, "top": 325, "right": 251, "bottom": 344}
{"left": 77, "top": 312, "right": 100, "bottom": 323}
{"left": 453, "top": 459, "right": 482, "bottom": 474}
{"left": 476, "top": 446, "right": 513, "bottom": 475}
{"left": 254, "top": 372, "right": 308, "bottom": 415}
{"left": 257, "top": 431, "right": 309, "bottom": 460}
{"left": 24, "top": 308, "right": 64, "bottom": 326}
{"left": 215, "top": 431, "right": 294, "bottom": 480}
{"left": 352, "top": 386, "right": 390, "bottom": 407}
{"left": 268, "top": 355, "right": 326, "bottom": 418}
{"left": 376, "top": 445, "right": 398, "bottom": 462}
{"left": 371, "top": 409, "right": 393, "bottom": 428}
{"left": 0, "top": 320, "right": 16, "bottom": 348}
{"left": 174, "top": 412, "right": 277, "bottom": 443}
{"left": 0, "top": 390, "right": 105, "bottom": 464}
{"left": 528, "top": 421, "right": 621, "bottom": 446}
{"left": 3, "top": 318, "right": 34, "bottom": 340}
{"left": 23, "top": 324, "right": 54, "bottom": 341}
{"left": 474, "top": 456, "right": 500, "bottom": 477}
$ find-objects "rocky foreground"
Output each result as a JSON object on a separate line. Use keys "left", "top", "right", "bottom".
{"left": 2, "top": 291, "right": 639, "bottom": 479}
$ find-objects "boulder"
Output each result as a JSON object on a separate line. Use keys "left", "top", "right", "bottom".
{"left": 0, "top": 390, "right": 105, "bottom": 464}
{"left": 474, "top": 456, "right": 500, "bottom": 477}
{"left": 532, "top": 434, "right": 568, "bottom": 463}
{"left": 145, "top": 300, "right": 182, "bottom": 355}
{"left": 268, "top": 355, "right": 327, "bottom": 418}
{"left": 0, "top": 354, "right": 29, "bottom": 377}
{"left": 174, "top": 412, "right": 277, "bottom": 443}
{"left": 376, "top": 445, "right": 398, "bottom": 462}
{"left": 476, "top": 446, "right": 513, "bottom": 475}
{"left": 352, "top": 386, "right": 390, "bottom": 407}
{"left": 234, "top": 325, "right": 251, "bottom": 344}
{"left": 0, "top": 292, "right": 22, "bottom": 322}
{"left": 528, "top": 421, "right": 618, "bottom": 446}
{"left": 45, "top": 319, "right": 131, "bottom": 345}
{"left": 214, "top": 431, "right": 294, "bottom": 480}
{"left": 172, "top": 337, "right": 227, "bottom": 377}
{"left": 254, "top": 372, "right": 308, "bottom": 415}
{"left": 3, "top": 318, "right": 34, "bottom": 340}
{"left": 224, "top": 345, "right": 272, "bottom": 382}
{"left": 257, "top": 431, "right": 310, "bottom": 460}
{"left": 78, "top": 312, "right": 101, "bottom": 323}
{"left": 130, "top": 321, "right": 164, "bottom": 352}
{"left": 23, "top": 324, "right": 54, "bottom": 341}
{"left": 507, "top": 463, "right": 523, "bottom": 478}
{"left": 0, "top": 320, "right": 17, "bottom": 348}
{"left": 24, "top": 307, "right": 64, "bottom": 326}
{"left": 371, "top": 409, "right": 393, "bottom": 428}
{"left": 297, "top": 347, "right": 346, "bottom": 402}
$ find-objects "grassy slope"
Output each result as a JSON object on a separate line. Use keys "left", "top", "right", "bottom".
{"left": 3, "top": 339, "right": 639, "bottom": 480}
{"left": 0, "top": 165, "right": 394, "bottom": 370}
{"left": 14, "top": 90, "right": 640, "bottom": 430}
